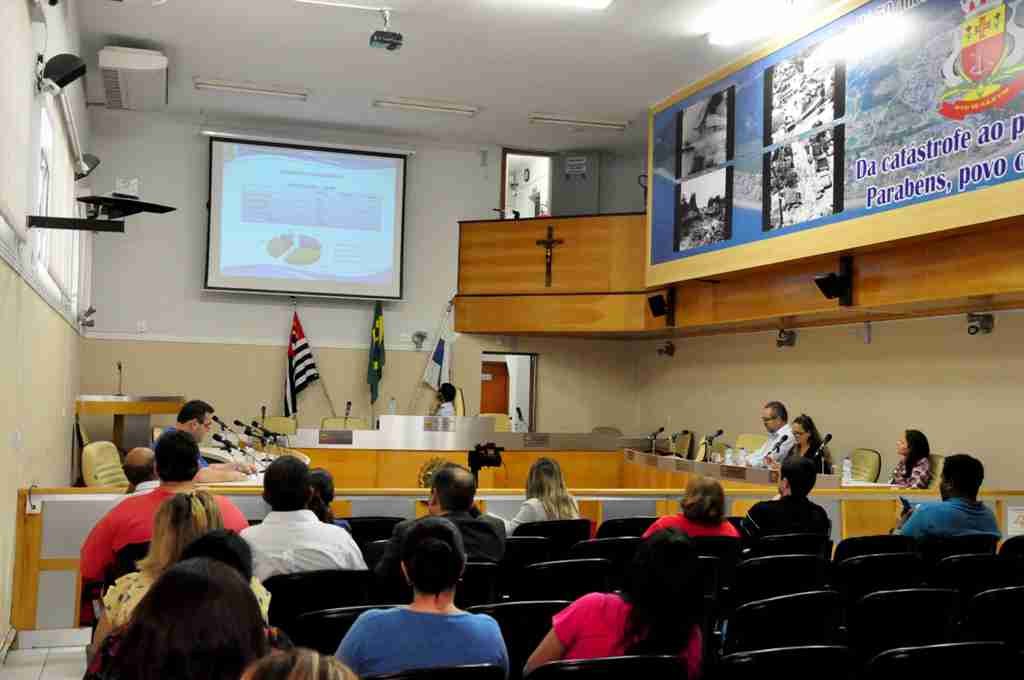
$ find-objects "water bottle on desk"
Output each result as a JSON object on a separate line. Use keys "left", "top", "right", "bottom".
{"left": 738, "top": 448, "right": 748, "bottom": 467}
{"left": 842, "top": 458, "right": 853, "bottom": 484}
{"left": 387, "top": 397, "right": 397, "bottom": 415}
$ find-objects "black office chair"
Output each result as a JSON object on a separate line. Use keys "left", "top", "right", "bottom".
{"left": 514, "top": 559, "right": 611, "bottom": 602}
{"left": 998, "top": 534, "right": 1024, "bottom": 560}
{"left": 931, "top": 553, "right": 1012, "bottom": 605}
{"left": 692, "top": 536, "right": 743, "bottom": 594}
{"left": 567, "top": 537, "right": 642, "bottom": 591}
{"left": 499, "top": 536, "right": 553, "bottom": 598}
{"left": 746, "top": 533, "right": 831, "bottom": 559}
{"left": 966, "top": 586, "right": 1024, "bottom": 651}
{"left": 362, "top": 539, "right": 391, "bottom": 571}
{"left": 263, "top": 569, "right": 372, "bottom": 631}
{"left": 455, "top": 562, "right": 500, "bottom": 609}
{"left": 368, "top": 664, "right": 506, "bottom": 680}
{"left": 847, "top": 588, "right": 959, "bottom": 663}
{"left": 105, "top": 541, "right": 150, "bottom": 590}
{"left": 696, "top": 555, "right": 721, "bottom": 599}
{"left": 524, "top": 655, "right": 684, "bottom": 680}
{"left": 832, "top": 553, "right": 924, "bottom": 608}
{"left": 917, "top": 534, "right": 999, "bottom": 566}
{"left": 514, "top": 520, "right": 592, "bottom": 560}
{"left": 338, "top": 516, "right": 404, "bottom": 547}
{"left": 718, "top": 646, "right": 855, "bottom": 680}
{"left": 595, "top": 516, "right": 658, "bottom": 539}
{"left": 291, "top": 604, "right": 401, "bottom": 655}
{"left": 866, "top": 642, "right": 1012, "bottom": 680}
{"left": 723, "top": 590, "right": 843, "bottom": 655}
{"left": 832, "top": 535, "right": 915, "bottom": 565}
{"left": 732, "top": 555, "right": 827, "bottom": 607}
{"left": 469, "top": 601, "right": 570, "bottom": 680}
{"left": 726, "top": 516, "right": 745, "bottom": 533}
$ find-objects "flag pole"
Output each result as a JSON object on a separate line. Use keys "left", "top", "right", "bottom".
{"left": 319, "top": 379, "right": 338, "bottom": 418}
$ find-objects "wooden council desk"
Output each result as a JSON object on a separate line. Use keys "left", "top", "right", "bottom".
{"left": 12, "top": 448, "right": 1024, "bottom": 639}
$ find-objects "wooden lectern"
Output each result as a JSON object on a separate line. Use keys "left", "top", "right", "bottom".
{"left": 75, "top": 395, "right": 186, "bottom": 452}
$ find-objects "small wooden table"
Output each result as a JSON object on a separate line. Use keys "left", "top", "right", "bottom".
{"left": 75, "top": 394, "right": 186, "bottom": 452}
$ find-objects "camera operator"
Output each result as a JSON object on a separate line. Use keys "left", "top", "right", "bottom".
{"left": 374, "top": 463, "right": 506, "bottom": 592}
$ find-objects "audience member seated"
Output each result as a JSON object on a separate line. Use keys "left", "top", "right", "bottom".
{"left": 92, "top": 491, "right": 233, "bottom": 656}
{"left": 85, "top": 558, "right": 281, "bottom": 680}
{"left": 896, "top": 453, "right": 999, "bottom": 539}
{"left": 376, "top": 464, "right": 505, "bottom": 587}
{"left": 524, "top": 528, "right": 703, "bottom": 679}
{"left": 308, "top": 467, "right": 352, "bottom": 533}
{"left": 643, "top": 475, "right": 741, "bottom": 539}
{"left": 242, "top": 457, "right": 366, "bottom": 581}
{"left": 435, "top": 382, "right": 457, "bottom": 417}
{"left": 741, "top": 457, "right": 831, "bottom": 539}
{"left": 80, "top": 431, "right": 249, "bottom": 584}
{"left": 493, "top": 457, "right": 580, "bottom": 534}
{"left": 336, "top": 516, "right": 509, "bottom": 677}
{"left": 181, "top": 529, "right": 272, "bottom": 620}
{"left": 788, "top": 414, "right": 833, "bottom": 474}
{"left": 888, "top": 429, "right": 933, "bottom": 489}
{"left": 123, "top": 447, "right": 157, "bottom": 495}
{"left": 748, "top": 401, "right": 795, "bottom": 468}
{"left": 244, "top": 649, "right": 358, "bottom": 680}
{"left": 159, "top": 399, "right": 254, "bottom": 483}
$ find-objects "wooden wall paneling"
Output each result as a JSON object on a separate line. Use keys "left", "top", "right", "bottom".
{"left": 331, "top": 500, "right": 353, "bottom": 518}
{"left": 459, "top": 215, "right": 646, "bottom": 295}
{"left": 840, "top": 499, "right": 900, "bottom": 539}
{"left": 729, "top": 499, "right": 758, "bottom": 519}
{"left": 577, "top": 500, "right": 603, "bottom": 530}
{"left": 12, "top": 490, "right": 42, "bottom": 630}
{"left": 454, "top": 294, "right": 665, "bottom": 334}
{"left": 301, "top": 450, "right": 378, "bottom": 488}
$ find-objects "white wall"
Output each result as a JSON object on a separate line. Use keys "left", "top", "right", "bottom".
{"left": 507, "top": 155, "right": 551, "bottom": 218}
{"left": 87, "top": 110, "right": 500, "bottom": 351}
{"left": 599, "top": 150, "right": 647, "bottom": 214}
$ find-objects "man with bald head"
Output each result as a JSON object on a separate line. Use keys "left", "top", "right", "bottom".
{"left": 123, "top": 447, "right": 157, "bottom": 495}
{"left": 375, "top": 463, "right": 506, "bottom": 589}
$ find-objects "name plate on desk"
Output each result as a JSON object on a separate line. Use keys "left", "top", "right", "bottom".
{"left": 524, "top": 433, "right": 552, "bottom": 448}
{"left": 319, "top": 430, "right": 354, "bottom": 445}
{"left": 720, "top": 465, "right": 748, "bottom": 481}
{"left": 423, "top": 417, "right": 456, "bottom": 432}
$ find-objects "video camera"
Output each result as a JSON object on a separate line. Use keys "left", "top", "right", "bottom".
{"left": 468, "top": 442, "right": 504, "bottom": 481}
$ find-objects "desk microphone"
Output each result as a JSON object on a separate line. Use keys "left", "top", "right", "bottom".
{"left": 211, "top": 416, "right": 237, "bottom": 433}
{"left": 212, "top": 433, "right": 236, "bottom": 451}
{"left": 815, "top": 433, "right": 833, "bottom": 473}
{"left": 771, "top": 434, "right": 790, "bottom": 456}
{"left": 516, "top": 407, "right": 524, "bottom": 422}
{"left": 707, "top": 429, "right": 724, "bottom": 442}
{"left": 240, "top": 424, "right": 267, "bottom": 445}
{"left": 344, "top": 400, "right": 352, "bottom": 426}
{"left": 251, "top": 421, "right": 282, "bottom": 438}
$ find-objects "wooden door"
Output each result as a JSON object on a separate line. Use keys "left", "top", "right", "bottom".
{"left": 480, "top": 362, "right": 510, "bottom": 414}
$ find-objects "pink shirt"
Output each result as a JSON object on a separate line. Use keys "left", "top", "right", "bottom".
{"left": 643, "top": 514, "right": 741, "bottom": 539}
{"left": 552, "top": 592, "right": 702, "bottom": 679}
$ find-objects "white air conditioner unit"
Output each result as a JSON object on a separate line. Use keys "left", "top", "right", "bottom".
{"left": 99, "top": 46, "right": 168, "bottom": 111}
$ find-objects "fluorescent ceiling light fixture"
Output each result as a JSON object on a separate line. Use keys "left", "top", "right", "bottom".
{"left": 193, "top": 78, "right": 309, "bottom": 101}
{"left": 373, "top": 98, "right": 479, "bottom": 117}
{"left": 507, "top": 0, "right": 614, "bottom": 8}
{"left": 528, "top": 114, "right": 627, "bottom": 131}
{"left": 704, "top": 0, "right": 807, "bottom": 47}
{"left": 294, "top": 0, "right": 392, "bottom": 9}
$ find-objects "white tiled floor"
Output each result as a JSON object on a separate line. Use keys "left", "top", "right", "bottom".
{"left": 0, "top": 647, "right": 86, "bottom": 680}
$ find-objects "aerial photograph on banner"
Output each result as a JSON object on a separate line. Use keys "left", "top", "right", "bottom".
{"left": 675, "top": 166, "right": 733, "bottom": 251}
{"left": 766, "top": 42, "right": 845, "bottom": 146}
{"left": 678, "top": 86, "right": 734, "bottom": 178}
{"left": 764, "top": 125, "right": 844, "bottom": 231}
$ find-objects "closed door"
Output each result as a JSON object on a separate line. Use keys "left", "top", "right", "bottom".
{"left": 480, "top": 362, "right": 510, "bottom": 414}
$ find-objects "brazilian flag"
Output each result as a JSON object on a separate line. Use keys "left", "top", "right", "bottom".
{"left": 368, "top": 302, "right": 385, "bottom": 403}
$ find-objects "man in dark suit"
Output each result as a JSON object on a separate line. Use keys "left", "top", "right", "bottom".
{"left": 376, "top": 463, "right": 506, "bottom": 590}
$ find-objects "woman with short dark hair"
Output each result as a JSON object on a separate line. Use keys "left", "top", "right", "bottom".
{"left": 85, "top": 558, "right": 273, "bottom": 680}
{"left": 335, "top": 516, "right": 508, "bottom": 677}
{"left": 643, "top": 475, "right": 740, "bottom": 538}
{"left": 888, "top": 429, "right": 932, "bottom": 489}
{"left": 525, "top": 528, "right": 704, "bottom": 678}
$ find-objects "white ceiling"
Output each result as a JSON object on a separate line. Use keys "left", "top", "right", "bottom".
{"left": 77, "top": 0, "right": 841, "bottom": 152}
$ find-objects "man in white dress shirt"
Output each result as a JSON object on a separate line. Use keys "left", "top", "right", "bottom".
{"left": 242, "top": 456, "right": 366, "bottom": 581}
{"left": 435, "top": 382, "right": 457, "bottom": 417}
{"left": 748, "top": 401, "right": 795, "bottom": 468}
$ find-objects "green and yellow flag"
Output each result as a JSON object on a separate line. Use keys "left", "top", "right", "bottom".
{"left": 368, "top": 302, "right": 385, "bottom": 403}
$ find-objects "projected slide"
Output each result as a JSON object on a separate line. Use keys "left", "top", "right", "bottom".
{"left": 205, "top": 139, "right": 406, "bottom": 299}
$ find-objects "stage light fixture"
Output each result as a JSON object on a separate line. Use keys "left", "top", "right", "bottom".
{"left": 814, "top": 255, "right": 853, "bottom": 306}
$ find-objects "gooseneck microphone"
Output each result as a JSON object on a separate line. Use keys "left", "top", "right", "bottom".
{"left": 212, "top": 433, "right": 236, "bottom": 451}
{"left": 707, "top": 429, "right": 724, "bottom": 442}
{"left": 815, "top": 433, "right": 833, "bottom": 473}
{"left": 211, "top": 415, "right": 237, "bottom": 433}
{"left": 251, "top": 421, "right": 283, "bottom": 438}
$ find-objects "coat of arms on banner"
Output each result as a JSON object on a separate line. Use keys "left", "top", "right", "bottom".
{"left": 940, "top": 0, "right": 1024, "bottom": 119}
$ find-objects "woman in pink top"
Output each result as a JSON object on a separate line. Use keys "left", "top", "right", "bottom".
{"left": 643, "top": 475, "right": 741, "bottom": 539}
{"left": 525, "top": 529, "right": 703, "bottom": 679}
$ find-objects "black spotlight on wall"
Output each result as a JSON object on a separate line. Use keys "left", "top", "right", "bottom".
{"left": 967, "top": 313, "right": 994, "bottom": 336}
{"left": 647, "top": 289, "right": 676, "bottom": 326}
{"left": 814, "top": 255, "right": 853, "bottom": 306}
{"left": 776, "top": 329, "right": 797, "bottom": 348}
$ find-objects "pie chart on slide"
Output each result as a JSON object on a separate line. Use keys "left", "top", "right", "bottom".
{"left": 266, "top": 233, "right": 322, "bottom": 266}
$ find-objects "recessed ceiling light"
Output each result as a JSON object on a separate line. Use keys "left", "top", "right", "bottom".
{"left": 529, "top": 113, "right": 627, "bottom": 131}
{"left": 193, "top": 78, "right": 309, "bottom": 101}
{"left": 373, "top": 97, "right": 479, "bottom": 117}
{"left": 294, "top": 0, "right": 392, "bottom": 9}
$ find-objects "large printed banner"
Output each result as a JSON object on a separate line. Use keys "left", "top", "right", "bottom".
{"left": 650, "top": 0, "right": 1024, "bottom": 267}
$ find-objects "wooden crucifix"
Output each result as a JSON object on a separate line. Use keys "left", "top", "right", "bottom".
{"left": 535, "top": 225, "right": 564, "bottom": 287}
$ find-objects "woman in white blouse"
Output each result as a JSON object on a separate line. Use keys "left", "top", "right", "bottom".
{"left": 500, "top": 457, "right": 580, "bottom": 534}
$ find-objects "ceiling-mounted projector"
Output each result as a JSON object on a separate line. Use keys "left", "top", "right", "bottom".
{"left": 99, "top": 46, "right": 168, "bottom": 110}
